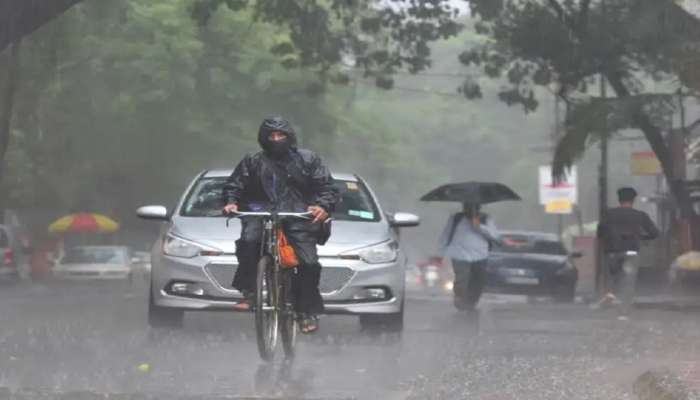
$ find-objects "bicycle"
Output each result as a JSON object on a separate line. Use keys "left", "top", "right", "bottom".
{"left": 226, "top": 210, "right": 312, "bottom": 361}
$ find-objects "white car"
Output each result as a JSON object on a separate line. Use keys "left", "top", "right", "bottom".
{"left": 138, "top": 170, "right": 420, "bottom": 331}
{"left": 52, "top": 246, "right": 133, "bottom": 280}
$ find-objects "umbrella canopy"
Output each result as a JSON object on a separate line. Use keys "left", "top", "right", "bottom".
{"left": 420, "top": 181, "right": 521, "bottom": 204}
{"left": 48, "top": 213, "right": 119, "bottom": 234}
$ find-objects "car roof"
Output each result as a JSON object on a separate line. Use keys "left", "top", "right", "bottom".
{"left": 499, "top": 230, "right": 561, "bottom": 242}
{"left": 203, "top": 169, "right": 358, "bottom": 182}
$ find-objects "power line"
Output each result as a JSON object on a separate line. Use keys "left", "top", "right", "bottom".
{"left": 351, "top": 78, "right": 465, "bottom": 98}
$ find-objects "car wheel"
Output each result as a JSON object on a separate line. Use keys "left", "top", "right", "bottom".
{"left": 552, "top": 282, "right": 576, "bottom": 303}
{"left": 148, "top": 284, "right": 184, "bottom": 328}
{"left": 359, "top": 301, "right": 404, "bottom": 333}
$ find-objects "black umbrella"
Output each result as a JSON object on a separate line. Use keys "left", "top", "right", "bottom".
{"left": 420, "top": 181, "right": 521, "bottom": 204}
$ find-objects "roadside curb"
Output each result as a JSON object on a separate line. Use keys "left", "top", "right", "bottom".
{"left": 634, "top": 369, "right": 699, "bottom": 400}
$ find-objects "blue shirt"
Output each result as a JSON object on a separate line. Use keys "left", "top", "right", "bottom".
{"left": 437, "top": 214, "right": 499, "bottom": 262}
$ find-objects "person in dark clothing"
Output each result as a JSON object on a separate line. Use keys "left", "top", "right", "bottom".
{"left": 596, "top": 187, "right": 659, "bottom": 312}
{"left": 222, "top": 115, "right": 339, "bottom": 333}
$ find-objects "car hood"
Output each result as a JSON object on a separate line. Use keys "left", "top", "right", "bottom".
{"left": 488, "top": 252, "right": 568, "bottom": 271}
{"left": 169, "top": 217, "right": 392, "bottom": 255}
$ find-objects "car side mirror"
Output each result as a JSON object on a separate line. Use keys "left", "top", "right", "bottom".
{"left": 570, "top": 251, "right": 583, "bottom": 259}
{"left": 136, "top": 205, "right": 169, "bottom": 221}
{"left": 390, "top": 212, "right": 421, "bottom": 228}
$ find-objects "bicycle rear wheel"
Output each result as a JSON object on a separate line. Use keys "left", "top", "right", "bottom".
{"left": 256, "top": 255, "right": 278, "bottom": 361}
{"left": 280, "top": 270, "right": 297, "bottom": 360}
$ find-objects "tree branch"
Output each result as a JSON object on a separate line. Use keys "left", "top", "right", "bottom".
{"left": 606, "top": 69, "right": 696, "bottom": 221}
{"left": 546, "top": 0, "right": 568, "bottom": 22}
{"left": 0, "top": 0, "right": 84, "bottom": 52}
{"left": 688, "top": 117, "right": 700, "bottom": 134}
{"left": 579, "top": 0, "right": 592, "bottom": 29}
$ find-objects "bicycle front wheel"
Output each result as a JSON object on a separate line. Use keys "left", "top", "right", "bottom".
{"left": 256, "top": 255, "right": 279, "bottom": 361}
{"left": 280, "top": 270, "right": 297, "bottom": 360}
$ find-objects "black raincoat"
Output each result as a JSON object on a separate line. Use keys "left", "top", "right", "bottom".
{"left": 223, "top": 116, "right": 339, "bottom": 314}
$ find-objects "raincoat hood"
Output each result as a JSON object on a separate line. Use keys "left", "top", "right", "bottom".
{"left": 257, "top": 115, "right": 298, "bottom": 158}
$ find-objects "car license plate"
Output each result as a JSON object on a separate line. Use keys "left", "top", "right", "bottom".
{"left": 505, "top": 277, "right": 539, "bottom": 285}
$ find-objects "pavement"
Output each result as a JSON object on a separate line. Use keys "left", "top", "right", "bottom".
{"left": 1, "top": 280, "right": 699, "bottom": 400}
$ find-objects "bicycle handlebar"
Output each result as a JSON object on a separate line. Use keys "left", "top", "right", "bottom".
{"left": 230, "top": 211, "right": 313, "bottom": 217}
{"left": 224, "top": 210, "right": 313, "bottom": 226}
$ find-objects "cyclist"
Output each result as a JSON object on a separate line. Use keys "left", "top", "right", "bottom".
{"left": 222, "top": 115, "right": 339, "bottom": 333}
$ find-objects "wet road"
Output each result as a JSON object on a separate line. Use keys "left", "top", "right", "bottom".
{"left": 1, "top": 280, "right": 699, "bottom": 399}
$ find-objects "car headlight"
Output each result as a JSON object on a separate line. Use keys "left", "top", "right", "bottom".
{"left": 163, "top": 234, "right": 219, "bottom": 258}
{"left": 355, "top": 241, "right": 398, "bottom": 264}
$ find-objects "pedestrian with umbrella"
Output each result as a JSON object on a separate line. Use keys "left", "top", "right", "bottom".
{"left": 422, "top": 182, "right": 520, "bottom": 310}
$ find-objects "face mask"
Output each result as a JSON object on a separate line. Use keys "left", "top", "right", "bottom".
{"left": 266, "top": 139, "right": 291, "bottom": 158}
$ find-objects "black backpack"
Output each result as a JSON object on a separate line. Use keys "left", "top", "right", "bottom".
{"left": 447, "top": 213, "right": 465, "bottom": 246}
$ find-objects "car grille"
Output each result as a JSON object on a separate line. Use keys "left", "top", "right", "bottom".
{"left": 319, "top": 267, "right": 355, "bottom": 294}
{"left": 205, "top": 264, "right": 237, "bottom": 290}
{"left": 205, "top": 264, "right": 355, "bottom": 295}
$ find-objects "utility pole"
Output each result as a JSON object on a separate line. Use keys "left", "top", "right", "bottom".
{"left": 673, "top": 88, "right": 690, "bottom": 252}
{"left": 596, "top": 74, "right": 609, "bottom": 296}
{"left": 554, "top": 91, "right": 563, "bottom": 236}
{"left": 595, "top": 0, "right": 610, "bottom": 297}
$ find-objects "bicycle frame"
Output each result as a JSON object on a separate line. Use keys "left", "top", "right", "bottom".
{"left": 226, "top": 210, "right": 311, "bottom": 360}
{"left": 227, "top": 210, "right": 311, "bottom": 253}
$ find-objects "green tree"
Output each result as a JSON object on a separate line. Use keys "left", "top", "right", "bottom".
{"left": 454, "top": 0, "right": 700, "bottom": 238}
{"left": 190, "top": 0, "right": 461, "bottom": 83}
{"left": 5, "top": 1, "right": 346, "bottom": 217}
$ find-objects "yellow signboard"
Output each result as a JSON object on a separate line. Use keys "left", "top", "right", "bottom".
{"left": 545, "top": 199, "right": 573, "bottom": 214}
{"left": 631, "top": 151, "right": 661, "bottom": 176}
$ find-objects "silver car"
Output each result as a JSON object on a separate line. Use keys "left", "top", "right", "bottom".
{"left": 137, "top": 169, "right": 420, "bottom": 331}
{"left": 51, "top": 246, "right": 134, "bottom": 281}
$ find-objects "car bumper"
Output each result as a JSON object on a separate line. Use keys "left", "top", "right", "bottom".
{"left": 673, "top": 268, "right": 700, "bottom": 283}
{"left": 151, "top": 253, "right": 404, "bottom": 315}
{"left": 51, "top": 271, "right": 131, "bottom": 280}
{"left": 0, "top": 266, "right": 18, "bottom": 279}
{"left": 485, "top": 267, "right": 577, "bottom": 295}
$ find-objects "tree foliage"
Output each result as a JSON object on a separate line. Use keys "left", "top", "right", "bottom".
{"left": 192, "top": 0, "right": 460, "bottom": 85}
{"left": 458, "top": 0, "right": 700, "bottom": 224}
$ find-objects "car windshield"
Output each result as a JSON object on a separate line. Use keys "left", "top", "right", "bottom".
{"left": 180, "top": 177, "right": 380, "bottom": 222}
{"left": 333, "top": 179, "right": 380, "bottom": 222}
{"left": 494, "top": 234, "right": 568, "bottom": 256}
{"left": 61, "top": 248, "right": 127, "bottom": 265}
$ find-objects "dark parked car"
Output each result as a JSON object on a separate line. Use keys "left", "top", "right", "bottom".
{"left": 486, "top": 231, "right": 580, "bottom": 302}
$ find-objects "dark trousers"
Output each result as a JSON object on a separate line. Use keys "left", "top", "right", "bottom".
{"left": 604, "top": 253, "right": 639, "bottom": 310}
{"left": 452, "top": 259, "right": 487, "bottom": 309}
{"left": 232, "top": 218, "right": 324, "bottom": 314}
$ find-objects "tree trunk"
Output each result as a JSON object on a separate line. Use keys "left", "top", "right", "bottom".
{"left": 0, "top": 40, "right": 21, "bottom": 223}
{"left": 606, "top": 70, "right": 699, "bottom": 250}
{"left": 0, "top": 0, "right": 84, "bottom": 53}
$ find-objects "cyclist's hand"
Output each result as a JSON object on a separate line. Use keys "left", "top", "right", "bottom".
{"left": 223, "top": 203, "right": 238, "bottom": 215}
{"left": 308, "top": 206, "right": 328, "bottom": 224}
